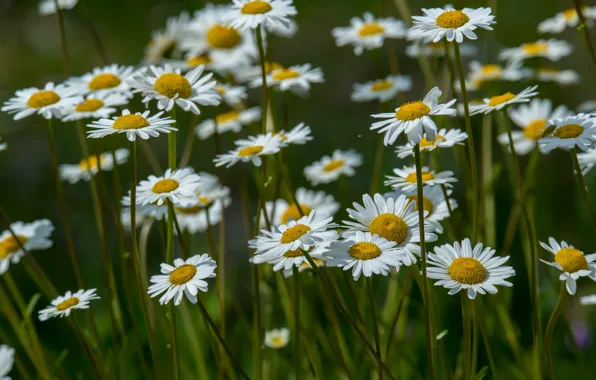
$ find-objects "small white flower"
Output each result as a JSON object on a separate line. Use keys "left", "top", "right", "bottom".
{"left": 214, "top": 133, "right": 283, "bottom": 167}
{"left": 464, "top": 61, "right": 531, "bottom": 91}
{"left": 264, "top": 328, "right": 290, "bottom": 349}
{"left": 61, "top": 93, "right": 130, "bottom": 122}
{"left": 395, "top": 128, "right": 468, "bottom": 158}
{"left": 87, "top": 109, "right": 177, "bottom": 141}
{"left": 578, "top": 148, "right": 596, "bottom": 174}
{"left": 216, "top": 83, "right": 248, "bottom": 106}
{"left": 145, "top": 12, "right": 192, "bottom": 64}
{"left": 351, "top": 75, "right": 412, "bottom": 103}
{"left": 262, "top": 187, "right": 340, "bottom": 226}
{"left": 540, "top": 237, "right": 596, "bottom": 295}
{"left": 469, "top": 85, "right": 539, "bottom": 115}
{"left": 409, "top": 7, "right": 495, "bottom": 43}
{"left": 60, "top": 149, "right": 129, "bottom": 184}
{"left": 385, "top": 165, "right": 457, "bottom": 192}
{"left": 227, "top": 0, "right": 297, "bottom": 31}
{"left": 2, "top": 82, "right": 82, "bottom": 120}
{"left": 136, "top": 168, "right": 201, "bottom": 207}
{"left": 538, "top": 7, "right": 596, "bottom": 34}
{"left": 121, "top": 195, "right": 168, "bottom": 221}
{"left": 0, "top": 345, "right": 14, "bottom": 380}
{"left": 232, "top": 61, "right": 285, "bottom": 84}
{"left": 66, "top": 64, "right": 135, "bottom": 96}
{"left": 539, "top": 113, "right": 596, "bottom": 152}
{"left": 250, "top": 64, "right": 324, "bottom": 95}
{"left": 195, "top": 107, "right": 260, "bottom": 140}
{"left": 39, "top": 0, "right": 78, "bottom": 16}
{"left": 332, "top": 12, "right": 407, "bottom": 55}
{"left": 148, "top": 254, "right": 217, "bottom": 305}
{"left": 304, "top": 149, "right": 363, "bottom": 185}
{"left": 534, "top": 68, "right": 579, "bottom": 85}
{"left": 38, "top": 289, "right": 100, "bottom": 321}
{"left": 276, "top": 122, "right": 313, "bottom": 146}
{"left": 499, "top": 39, "right": 573, "bottom": 64}
{"left": 405, "top": 41, "right": 477, "bottom": 58}
{"left": 0, "top": 219, "right": 54, "bottom": 275}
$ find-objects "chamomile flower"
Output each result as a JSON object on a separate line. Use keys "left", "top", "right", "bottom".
{"left": 578, "top": 148, "right": 596, "bottom": 174}
{"left": 227, "top": 0, "right": 297, "bottom": 31}
{"left": 405, "top": 41, "right": 477, "bottom": 57}
{"left": 216, "top": 83, "right": 248, "bottom": 106}
{"left": 39, "top": 0, "right": 78, "bottom": 16}
{"left": 331, "top": 12, "right": 407, "bottom": 55}
{"left": 264, "top": 328, "right": 290, "bottom": 349}
{"left": 0, "top": 138, "right": 6, "bottom": 152}
{"left": 538, "top": 7, "right": 596, "bottom": 34}
{"left": 385, "top": 165, "right": 457, "bottom": 192}
{"left": 38, "top": 289, "right": 100, "bottom": 321}
{"left": 351, "top": 75, "right": 412, "bottom": 103}
{"left": 66, "top": 64, "right": 135, "bottom": 96}
{"left": 174, "top": 199, "right": 229, "bottom": 234}
{"left": 465, "top": 61, "right": 531, "bottom": 91}
{"left": 148, "top": 254, "right": 217, "bottom": 305}
{"left": 343, "top": 193, "right": 437, "bottom": 266}
{"left": 2, "top": 82, "right": 81, "bottom": 120}
{"left": 496, "top": 98, "right": 570, "bottom": 155}
{"left": 87, "top": 109, "right": 177, "bottom": 141}
{"left": 370, "top": 86, "right": 457, "bottom": 145}
{"left": 128, "top": 65, "right": 221, "bottom": 114}
{"left": 499, "top": 40, "right": 573, "bottom": 64}
{"left": 0, "top": 345, "right": 14, "bottom": 379}
{"left": 145, "top": 12, "right": 192, "bottom": 64}
{"left": 0, "top": 219, "right": 54, "bottom": 275}
{"left": 195, "top": 107, "right": 260, "bottom": 140}
{"left": 304, "top": 149, "right": 363, "bottom": 185}
{"left": 61, "top": 93, "right": 130, "bottom": 122}
{"left": 469, "top": 85, "right": 539, "bottom": 115}
{"left": 276, "top": 122, "right": 312, "bottom": 146}
{"left": 427, "top": 239, "right": 515, "bottom": 299}
{"left": 409, "top": 7, "right": 495, "bottom": 43}
{"left": 214, "top": 133, "right": 282, "bottom": 167}
{"left": 59, "top": 149, "right": 129, "bottom": 184}
{"left": 250, "top": 64, "right": 324, "bottom": 95}
{"left": 534, "top": 68, "right": 579, "bottom": 85}
{"left": 136, "top": 168, "right": 201, "bottom": 207}
{"left": 540, "top": 114, "right": 596, "bottom": 152}
{"left": 233, "top": 61, "right": 285, "bottom": 83}
{"left": 263, "top": 187, "right": 340, "bottom": 226}
{"left": 540, "top": 238, "right": 596, "bottom": 295}
{"left": 266, "top": 18, "right": 298, "bottom": 38}
{"left": 395, "top": 128, "right": 468, "bottom": 158}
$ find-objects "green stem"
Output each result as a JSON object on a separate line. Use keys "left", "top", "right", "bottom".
{"left": 573, "top": 0, "right": 596, "bottom": 73}
{"left": 366, "top": 277, "right": 383, "bottom": 380}
{"left": 369, "top": 135, "right": 386, "bottom": 195}
{"left": 482, "top": 114, "right": 495, "bottom": 246}
{"left": 293, "top": 265, "right": 301, "bottom": 380}
{"left": 570, "top": 148, "right": 596, "bottom": 230}
{"left": 169, "top": 304, "right": 179, "bottom": 380}
{"left": 461, "top": 294, "right": 471, "bottom": 379}
{"left": 545, "top": 284, "right": 566, "bottom": 380}
{"left": 477, "top": 301, "right": 499, "bottom": 379}
{"left": 256, "top": 25, "right": 269, "bottom": 134}
{"left": 384, "top": 272, "right": 412, "bottom": 360}
{"left": 51, "top": 0, "right": 70, "bottom": 75}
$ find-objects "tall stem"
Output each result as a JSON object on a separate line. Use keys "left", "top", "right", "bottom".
{"left": 256, "top": 25, "right": 269, "bottom": 134}
{"left": 573, "top": 0, "right": 596, "bottom": 73}
{"left": 51, "top": 0, "right": 70, "bottom": 75}
{"left": 461, "top": 294, "right": 471, "bottom": 379}
{"left": 482, "top": 114, "right": 496, "bottom": 246}
{"left": 545, "top": 284, "right": 566, "bottom": 380}
{"left": 570, "top": 148, "right": 596, "bottom": 230}
{"left": 366, "top": 277, "right": 383, "bottom": 380}
{"left": 292, "top": 265, "right": 301, "bottom": 380}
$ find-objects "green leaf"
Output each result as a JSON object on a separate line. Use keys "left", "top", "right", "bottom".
{"left": 54, "top": 349, "right": 69, "bottom": 369}
{"left": 25, "top": 293, "right": 41, "bottom": 318}
{"left": 474, "top": 366, "right": 490, "bottom": 380}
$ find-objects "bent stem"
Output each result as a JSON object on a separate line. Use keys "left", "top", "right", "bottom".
{"left": 545, "top": 284, "right": 566, "bottom": 380}
{"left": 570, "top": 148, "right": 596, "bottom": 231}
{"left": 367, "top": 277, "right": 383, "bottom": 380}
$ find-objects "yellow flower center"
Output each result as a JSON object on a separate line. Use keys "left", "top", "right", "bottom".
{"left": 88, "top": 73, "right": 121, "bottom": 90}
{"left": 169, "top": 264, "right": 197, "bottom": 285}
{"left": 481, "top": 64, "right": 502, "bottom": 75}
{"left": 273, "top": 132, "right": 288, "bottom": 141}
{"left": 154, "top": 73, "right": 192, "bottom": 99}
{"left": 406, "top": 195, "right": 434, "bottom": 216}
{"left": 358, "top": 23, "right": 385, "bottom": 36}
{"left": 281, "top": 203, "right": 312, "bottom": 224}
{"left": 370, "top": 80, "right": 393, "bottom": 92}
{"left": 405, "top": 171, "right": 434, "bottom": 183}
{"left": 238, "top": 145, "right": 264, "bottom": 157}
{"left": 284, "top": 249, "right": 304, "bottom": 258}
{"left": 280, "top": 224, "right": 311, "bottom": 244}
{"left": 0, "top": 235, "right": 28, "bottom": 259}
{"left": 113, "top": 114, "right": 150, "bottom": 130}
{"left": 555, "top": 248, "right": 588, "bottom": 273}
{"left": 488, "top": 92, "right": 516, "bottom": 107}
{"left": 555, "top": 124, "right": 584, "bottom": 139}
{"left": 270, "top": 336, "right": 286, "bottom": 346}
{"left": 152, "top": 178, "right": 180, "bottom": 193}
{"left": 395, "top": 101, "right": 431, "bottom": 121}
{"left": 563, "top": 8, "right": 578, "bottom": 20}
{"left": 216, "top": 86, "right": 225, "bottom": 95}
{"left": 215, "top": 111, "right": 240, "bottom": 125}
{"left": 348, "top": 242, "right": 382, "bottom": 260}
{"left": 79, "top": 155, "right": 105, "bottom": 171}
{"left": 27, "top": 90, "right": 60, "bottom": 108}
{"left": 186, "top": 55, "right": 212, "bottom": 67}
{"left": 272, "top": 69, "right": 301, "bottom": 81}
{"left": 419, "top": 135, "right": 446, "bottom": 148}
{"left": 436, "top": 10, "right": 470, "bottom": 28}
{"left": 323, "top": 159, "right": 344, "bottom": 172}
{"left": 265, "top": 61, "right": 284, "bottom": 74}
{"left": 75, "top": 99, "right": 105, "bottom": 112}
{"left": 56, "top": 297, "right": 80, "bottom": 311}
{"left": 369, "top": 214, "right": 408, "bottom": 244}
{"left": 175, "top": 205, "right": 203, "bottom": 214}
{"left": 448, "top": 257, "right": 487, "bottom": 284}
{"left": 523, "top": 119, "right": 547, "bottom": 140}
{"left": 522, "top": 42, "right": 549, "bottom": 55}
{"left": 241, "top": 1, "right": 272, "bottom": 14}
{"left": 206, "top": 24, "right": 242, "bottom": 49}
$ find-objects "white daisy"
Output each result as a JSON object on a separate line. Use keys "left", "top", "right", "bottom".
{"left": 0, "top": 345, "right": 14, "bottom": 380}
{"left": 250, "top": 64, "right": 324, "bottom": 95}
{"left": 39, "top": 0, "right": 78, "bottom": 16}
{"left": 227, "top": 0, "right": 297, "bottom": 31}
{"left": 128, "top": 64, "right": 221, "bottom": 114}
{"left": 405, "top": 41, "right": 477, "bottom": 58}
{"left": 232, "top": 61, "right": 285, "bottom": 83}
{"left": 87, "top": 109, "right": 177, "bottom": 141}
{"left": 59, "top": 149, "right": 129, "bottom": 184}
{"left": 145, "top": 12, "right": 192, "bottom": 64}
{"left": 351, "top": 75, "right": 412, "bottom": 103}
{"left": 578, "top": 99, "right": 596, "bottom": 113}
{"left": 66, "top": 64, "right": 135, "bottom": 96}
{"left": 214, "top": 133, "right": 283, "bottom": 167}
{"left": 499, "top": 39, "right": 573, "bottom": 64}
{"left": 216, "top": 83, "right": 248, "bottom": 106}
{"left": 539, "top": 113, "right": 596, "bottom": 152}
{"left": 0, "top": 138, "right": 6, "bottom": 152}
{"left": 496, "top": 98, "right": 571, "bottom": 155}
{"left": 263, "top": 187, "right": 340, "bottom": 226}
{"left": 465, "top": 61, "right": 531, "bottom": 91}
{"left": 276, "top": 122, "right": 312, "bottom": 146}
{"left": 61, "top": 93, "right": 130, "bottom": 122}
{"left": 121, "top": 194, "right": 168, "bottom": 221}
{"left": 266, "top": 18, "right": 298, "bottom": 38}
{"left": 343, "top": 193, "right": 437, "bottom": 266}
{"left": 304, "top": 149, "right": 363, "bottom": 185}
{"left": 195, "top": 107, "right": 260, "bottom": 140}
{"left": 2, "top": 82, "right": 81, "bottom": 120}
{"left": 409, "top": 7, "right": 495, "bottom": 43}
{"left": 427, "top": 238, "right": 515, "bottom": 299}
{"left": 578, "top": 148, "right": 596, "bottom": 174}
{"left": 165, "top": 54, "right": 219, "bottom": 73}
{"left": 538, "top": 7, "right": 596, "bottom": 34}
{"left": 385, "top": 165, "right": 457, "bottom": 192}
{"left": 469, "top": 85, "right": 539, "bottom": 115}
{"left": 282, "top": 257, "right": 326, "bottom": 278}
{"left": 534, "top": 68, "right": 579, "bottom": 85}
{"left": 264, "top": 328, "right": 290, "bottom": 349}
{"left": 331, "top": 12, "right": 407, "bottom": 55}
{"left": 370, "top": 86, "right": 457, "bottom": 145}
{"left": 395, "top": 128, "right": 468, "bottom": 158}
{"left": 136, "top": 168, "right": 201, "bottom": 207}
{"left": 0, "top": 219, "right": 53, "bottom": 275}
{"left": 148, "top": 254, "right": 217, "bottom": 305}
{"left": 38, "top": 289, "right": 100, "bottom": 321}
{"left": 540, "top": 237, "right": 596, "bottom": 295}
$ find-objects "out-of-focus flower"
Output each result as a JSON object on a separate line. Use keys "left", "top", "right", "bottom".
{"left": 304, "top": 149, "right": 362, "bottom": 185}
{"left": 332, "top": 12, "right": 407, "bottom": 55}
{"left": 499, "top": 39, "right": 573, "bottom": 64}
{"left": 215, "top": 133, "right": 283, "bottom": 167}
{"left": 38, "top": 289, "right": 100, "bottom": 321}
{"left": 60, "top": 149, "right": 129, "bottom": 184}
{"left": 385, "top": 165, "right": 457, "bottom": 192}
{"left": 351, "top": 75, "right": 412, "bottom": 103}
{"left": 196, "top": 107, "right": 260, "bottom": 140}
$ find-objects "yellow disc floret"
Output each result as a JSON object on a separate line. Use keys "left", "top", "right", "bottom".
{"left": 448, "top": 257, "right": 487, "bottom": 284}
{"left": 369, "top": 214, "right": 408, "bottom": 244}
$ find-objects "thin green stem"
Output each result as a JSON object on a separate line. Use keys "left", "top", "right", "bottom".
{"left": 477, "top": 301, "right": 499, "bottom": 379}
{"left": 51, "top": 0, "right": 70, "bottom": 75}
{"left": 545, "top": 284, "right": 566, "bottom": 380}
{"left": 461, "top": 294, "right": 471, "bottom": 379}
{"left": 482, "top": 114, "right": 496, "bottom": 246}
{"left": 369, "top": 135, "right": 386, "bottom": 194}
{"left": 292, "top": 265, "right": 301, "bottom": 380}
{"left": 384, "top": 272, "right": 412, "bottom": 360}
{"left": 366, "top": 277, "right": 383, "bottom": 380}
{"left": 573, "top": 0, "right": 596, "bottom": 73}
{"left": 256, "top": 25, "right": 269, "bottom": 134}
{"left": 169, "top": 304, "right": 179, "bottom": 380}
{"left": 570, "top": 148, "right": 596, "bottom": 230}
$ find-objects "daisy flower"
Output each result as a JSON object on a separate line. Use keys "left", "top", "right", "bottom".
{"left": 304, "top": 149, "right": 363, "bottom": 185}
{"left": 263, "top": 187, "right": 340, "bottom": 226}
{"left": 265, "top": 328, "right": 290, "bottom": 349}
{"left": 283, "top": 257, "right": 326, "bottom": 278}
{"left": 385, "top": 165, "right": 457, "bottom": 192}
{"left": 136, "top": 168, "right": 201, "bottom": 207}
{"left": 409, "top": 7, "right": 495, "bottom": 43}
{"left": 276, "top": 122, "right": 313, "bottom": 146}
{"left": 534, "top": 68, "right": 579, "bottom": 85}
{"left": 465, "top": 61, "right": 531, "bottom": 91}
{"left": 469, "top": 85, "right": 539, "bottom": 115}
{"left": 166, "top": 54, "right": 219, "bottom": 73}
{"left": 121, "top": 194, "right": 168, "bottom": 221}
{"left": 66, "top": 64, "right": 135, "bottom": 96}
{"left": 427, "top": 239, "right": 515, "bottom": 299}
{"left": 174, "top": 200, "right": 229, "bottom": 234}
{"left": 343, "top": 194, "right": 437, "bottom": 266}
{"left": 148, "top": 254, "right": 216, "bottom": 305}
{"left": 351, "top": 75, "right": 412, "bottom": 103}
{"left": 145, "top": 12, "right": 192, "bottom": 64}
{"left": 332, "top": 12, "right": 407, "bottom": 55}
{"left": 38, "top": 289, "right": 100, "bottom": 321}
{"left": 2, "top": 82, "right": 81, "bottom": 120}
{"left": 39, "top": 0, "right": 78, "bottom": 16}
{"left": 250, "top": 64, "right": 324, "bottom": 95}
{"left": 233, "top": 61, "right": 285, "bottom": 83}
{"left": 216, "top": 83, "right": 248, "bottom": 106}
{"left": 578, "top": 99, "right": 596, "bottom": 113}
{"left": 578, "top": 148, "right": 596, "bottom": 174}
{"left": 128, "top": 64, "right": 221, "bottom": 114}
{"left": 227, "top": 0, "right": 297, "bottom": 31}
{"left": 87, "top": 109, "right": 177, "bottom": 141}
{"left": 214, "top": 133, "right": 283, "bottom": 167}
{"left": 195, "top": 107, "right": 260, "bottom": 140}
{"left": 0, "top": 219, "right": 53, "bottom": 275}
{"left": 538, "top": 7, "right": 596, "bottom": 34}
{"left": 61, "top": 93, "right": 130, "bottom": 122}
{"left": 266, "top": 18, "right": 298, "bottom": 38}
{"left": 0, "top": 138, "right": 6, "bottom": 152}
{"left": 0, "top": 345, "right": 14, "bottom": 379}
{"left": 60, "top": 149, "right": 129, "bottom": 184}
{"left": 405, "top": 41, "right": 477, "bottom": 58}
{"left": 540, "top": 238, "right": 596, "bottom": 295}
{"left": 370, "top": 86, "right": 457, "bottom": 145}
{"left": 499, "top": 39, "right": 573, "bottom": 64}
{"left": 395, "top": 128, "right": 468, "bottom": 158}
{"left": 496, "top": 98, "right": 571, "bottom": 155}
{"left": 540, "top": 113, "right": 596, "bottom": 152}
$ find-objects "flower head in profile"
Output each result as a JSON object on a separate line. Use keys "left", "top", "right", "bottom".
{"left": 136, "top": 168, "right": 201, "bottom": 207}
{"left": 276, "top": 122, "right": 313, "bottom": 146}
{"left": 195, "top": 107, "right": 260, "bottom": 140}
{"left": 538, "top": 7, "right": 596, "bottom": 34}
{"left": 534, "top": 68, "right": 579, "bottom": 85}
{"left": 464, "top": 61, "right": 531, "bottom": 91}
{"left": 250, "top": 64, "right": 324, "bottom": 95}
{"left": 371, "top": 86, "right": 456, "bottom": 145}
{"left": 332, "top": 12, "right": 407, "bottom": 55}
{"left": 385, "top": 165, "right": 457, "bottom": 192}
{"left": 38, "top": 289, "right": 100, "bottom": 321}
{"left": 2, "top": 82, "right": 81, "bottom": 120}
{"left": 406, "top": 41, "right": 477, "bottom": 58}
{"left": 304, "top": 149, "right": 363, "bottom": 185}
{"left": 539, "top": 113, "right": 596, "bottom": 152}
{"left": 39, "top": 0, "right": 78, "bottom": 16}
{"left": 469, "top": 86, "right": 539, "bottom": 115}
{"left": 215, "top": 83, "right": 248, "bottom": 107}
{"left": 0, "top": 345, "right": 14, "bottom": 379}
{"left": 395, "top": 129, "right": 468, "bottom": 158}
{"left": 227, "top": 0, "right": 297, "bottom": 31}
{"left": 263, "top": 187, "right": 340, "bottom": 227}
{"left": 61, "top": 93, "right": 130, "bottom": 122}
{"left": 540, "top": 238, "right": 596, "bottom": 295}
{"left": 351, "top": 75, "right": 412, "bottom": 103}
{"left": 578, "top": 148, "right": 596, "bottom": 174}
{"left": 215, "top": 133, "right": 283, "bottom": 167}
{"left": 264, "top": 328, "right": 290, "bottom": 349}
{"left": 409, "top": 7, "right": 495, "bottom": 43}
{"left": 145, "top": 12, "right": 192, "bottom": 64}
{"left": 148, "top": 254, "right": 217, "bottom": 305}
{"left": 0, "top": 219, "right": 54, "bottom": 275}
{"left": 60, "top": 149, "right": 129, "bottom": 184}
{"left": 87, "top": 109, "right": 177, "bottom": 141}
{"left": 499, "top": 40, "right": 572, "bottom": 64}
{"left": 66, "top": 64, "right": 135, "bottom": 96}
